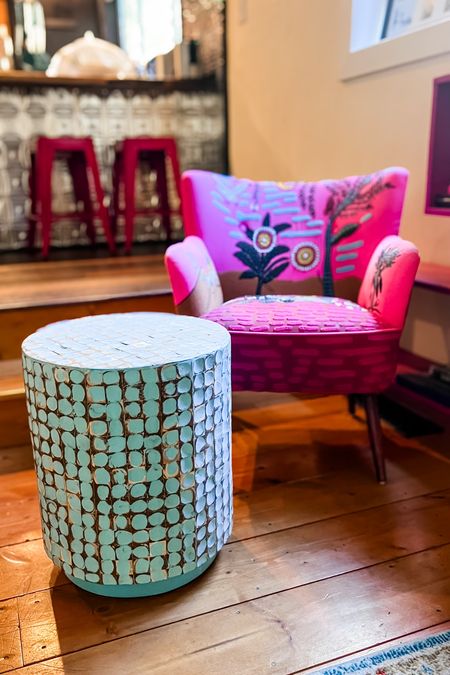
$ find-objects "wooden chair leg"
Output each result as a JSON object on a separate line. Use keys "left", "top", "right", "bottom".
{"left": 363, "top": 394, "right": 387, "bottom": 484}
{"left": 348, "top": 394, "right": 357, "bottom": 416}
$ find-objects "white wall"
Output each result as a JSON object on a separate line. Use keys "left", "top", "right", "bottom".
{"left": 227, "top": 0, "right": 450, "bottom": 363}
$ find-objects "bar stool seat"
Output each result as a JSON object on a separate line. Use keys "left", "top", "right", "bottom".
{"left": 28, "top": 136, "right": 116, "bottom": 259}
{"left": 111, "top": 136, "right": 182, "bottom": 253}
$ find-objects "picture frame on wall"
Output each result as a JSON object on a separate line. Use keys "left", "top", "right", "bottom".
{"left": 412, "top": 0, "right": 443, "bottom": 25}
{"left": 381, "top": 0, "right": 418, "bottom": 39}
{"left": 382, "top": 0, "right": 448, "bottom": 40}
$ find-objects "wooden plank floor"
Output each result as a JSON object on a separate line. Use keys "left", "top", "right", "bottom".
{"left": 1, "top": 393, "right": 450, "bottom": 674}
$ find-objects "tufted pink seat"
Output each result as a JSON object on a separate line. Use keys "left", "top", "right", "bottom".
{"left": 204, "top": 295, "right": 388, "bottom": 333}
{"left": 202, "top": 295, "right": 401, "bottom": 397}
{"left": 165, "top": 169, "right": 420, "bottom": 483}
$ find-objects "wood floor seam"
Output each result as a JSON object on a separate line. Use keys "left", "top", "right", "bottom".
{"left": 230, "top": 487, "right": 450, "bottom": 545}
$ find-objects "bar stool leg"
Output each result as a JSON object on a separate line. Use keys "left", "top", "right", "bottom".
{"left": 36, "top": 147, "right": 54, "bottom": 259}
{"left": 85, "top": 143, "right": 116, "bottom": 255}
{"left": 111, "top": 151, "right": 122, "bottom": 238}
{"left": 166, "top": 139, "right": 182, "bottom": 201}
{"left": 27, "top": 152, "right": 37, "bottom": 250}
{"left": 68, "top": 152, "right": 96, "bottom": 245}
{"left": 153, "top": 151, "right": 172, "bottom": 242}
{"left": 123, "top": 144, "right": 138, "bottom": 254}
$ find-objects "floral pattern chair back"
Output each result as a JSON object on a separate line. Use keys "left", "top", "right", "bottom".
{"left": 181, "top": 167, "right": 409, "bottom": 301}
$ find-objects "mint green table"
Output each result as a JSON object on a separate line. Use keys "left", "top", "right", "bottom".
{"left": 22, "top": 312, "right": 232, "bottom": 597}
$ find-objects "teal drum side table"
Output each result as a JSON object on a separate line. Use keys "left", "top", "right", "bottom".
{"left": 21, "top": 312, "right": 232, "bottom": 598}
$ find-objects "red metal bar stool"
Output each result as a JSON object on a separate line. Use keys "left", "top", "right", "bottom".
{"left": 28, "top": 136, "right": 116, "bottom": 259}
{"left": 111, "top": 137, "right": 182, "bottom": 253}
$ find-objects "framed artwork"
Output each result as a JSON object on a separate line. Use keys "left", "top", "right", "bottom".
{"left": 412, "top": 0, "right": 444, "bottom": 25}
{"left": 382, "top": 0, "right": 448, "bottom": 39}
{"left": 381, "top": 0, "right": 418, "bottom": 39}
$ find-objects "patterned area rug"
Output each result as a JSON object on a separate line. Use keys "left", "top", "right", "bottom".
{"left": 312, "top": 630, "right": 450, "bottom": 674}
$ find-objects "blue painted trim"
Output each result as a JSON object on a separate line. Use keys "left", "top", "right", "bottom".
{"left": 229, "top": 231, "right": 244, "bottom": 239}
{"left": 280, "top": 230, "right": 323, "bottom": 238}
{"left": 312, "top": 630, "right": 450, "bottom": 674}
{"left": 306, "top": 219, "right": 324, "bottom": 227}
{"left": 224, "top": 216, "right": 239, "bottom": 225}
{"left": 67, "top": 556, "right": 217, "bottom": 598}
{"left": 335, "top": 264, "right": 356, "bottom": 274}
{"left": 335, "top": 252, "right": 358, "bottom": 262}
{"left": 336, "top": 240, "right": 364, "bottom": 252}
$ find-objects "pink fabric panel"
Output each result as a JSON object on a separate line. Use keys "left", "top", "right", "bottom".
{"left": 224, "top": 331, "right": 400, "bottom": 394}
{"left": 358, "top": 235, "right": 420, "bottom": 330}
{"left": 202, "top": 295, "right": 401, "bottom": 394}
{"left": 182, "top": 168, "right": 408, "bottom": 294}
{"left": 164, "top": 235, "right": 222, "bottom": 307}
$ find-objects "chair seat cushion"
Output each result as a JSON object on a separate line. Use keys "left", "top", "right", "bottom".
{"left": 203, "top": 295, "right": 388, "bottom": 334}
{"left": 202, "top": 295, "right": 400, "bottom": 394}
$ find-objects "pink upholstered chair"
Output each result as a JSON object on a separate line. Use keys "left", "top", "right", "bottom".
{"left": 165, "top": 168, "right": 419, "bottom": 482}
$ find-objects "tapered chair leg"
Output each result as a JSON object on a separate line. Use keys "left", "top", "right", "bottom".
{"left": 363, "top": 394, "right": 387, "bottom": 484}
{"left": 348, "top": 394, "right": 357, "bottom": 416}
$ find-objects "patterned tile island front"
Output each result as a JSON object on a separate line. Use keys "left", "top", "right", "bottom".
{"left": 21, "top": 312, "right": 232, "bottom": 597}
{"left": 0, "top": 75, "right": 225, "bottom": 250}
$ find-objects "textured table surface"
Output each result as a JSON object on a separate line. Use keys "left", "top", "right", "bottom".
{"left": 21, "top": 311, "right": 233, "bottom": 595}
{"left": 22, "top": 312, "right": 230, "bottom": 369}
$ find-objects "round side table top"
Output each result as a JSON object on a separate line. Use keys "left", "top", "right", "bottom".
{"left": 22, "top": 312, "right": 230, "bottom": 369}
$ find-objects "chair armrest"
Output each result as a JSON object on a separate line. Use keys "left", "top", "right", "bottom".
{"left": 358, "top": 235, "right": 420, "bottom": 330}
{"left": 165, "top": 235, "right": 224, "bottom": 316}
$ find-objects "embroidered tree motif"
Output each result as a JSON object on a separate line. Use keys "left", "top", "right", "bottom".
{"left": 300, "top": 174, "right": 395, "bottom": 297}
{"left": 234, "top": 213, "right": 291, "bottom": 295}
{"left": 368, "top": 246, "right": 400, "bottom": 312}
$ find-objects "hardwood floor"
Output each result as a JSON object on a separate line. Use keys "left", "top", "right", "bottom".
{"left": 1, "top": 393, "right": 449, "bottom": 674}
